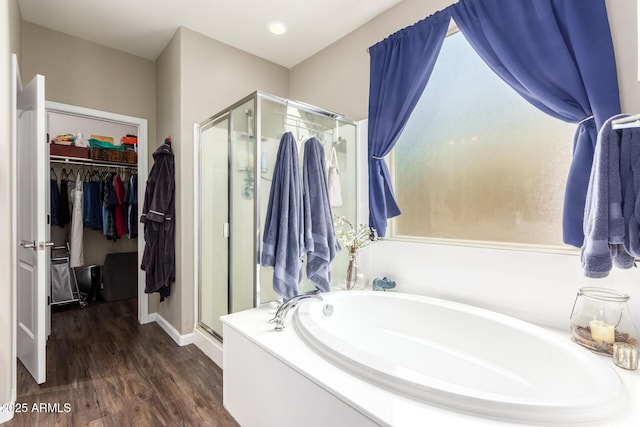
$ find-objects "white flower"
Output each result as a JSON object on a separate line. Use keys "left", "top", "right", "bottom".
{"left": 333, "top": 216, "right": 379, "bottom": 252}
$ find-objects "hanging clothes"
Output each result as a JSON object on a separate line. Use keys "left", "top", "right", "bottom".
{"left": 127, "top": 174, "right": 138, "bottom": 238}
{"left": 103, "top": 172, "right": 118, "bottom": 240}
{"left": 141, "top": 139, "right": 175, "bottom": 301}
{"left": 82, "top": 173, "right": 103, "bottom": 231}
{"left": 113, "top": 173, "right": 127, "bottom": 238}
{"left": 50, "top": 177, "right": 60, "bottom": 227}
{"left": 59, "top": 170, "right": 71, "bottom": 227}
{"left": 69, "top": 172, "right": 84, "bottom": 268}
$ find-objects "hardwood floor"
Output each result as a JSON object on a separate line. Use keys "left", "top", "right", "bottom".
{"left": 6, "top": 299, "right": 239, "bottom": 427}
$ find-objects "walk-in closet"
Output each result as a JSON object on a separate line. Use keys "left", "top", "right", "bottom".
{"left": 46, "top": 102, "right": 149, "bottom": 325}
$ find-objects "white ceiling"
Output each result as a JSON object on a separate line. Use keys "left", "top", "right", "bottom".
{"left": 17, "top": 0, "right": 404, "bottom": 68}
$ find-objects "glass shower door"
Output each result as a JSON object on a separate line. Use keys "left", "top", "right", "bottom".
{"left": 198, "top": 116, "right": 229, "bottom": 339}
{"left": 229, "top": 100, "right": 256, "bottom": 313}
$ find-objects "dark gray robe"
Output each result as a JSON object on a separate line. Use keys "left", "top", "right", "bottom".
{"left": 140, "top": 139, "right": 175, "bottom": 300}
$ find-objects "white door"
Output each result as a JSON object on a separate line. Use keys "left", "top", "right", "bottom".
{"left": 16, "top": 73, "right": 49, "bottom": 384}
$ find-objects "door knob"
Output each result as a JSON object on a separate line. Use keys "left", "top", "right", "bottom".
{"left": 39, "top": 241, "right": 56, "bottom": 250}
{"left": 19, "top": 240, "right": 36, "bottom": 249}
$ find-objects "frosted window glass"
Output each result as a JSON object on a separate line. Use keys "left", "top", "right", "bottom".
{"left": 392, "top": 31, "right": 576, "bottom": 248}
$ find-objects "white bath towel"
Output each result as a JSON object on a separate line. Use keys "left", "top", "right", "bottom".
{"left": 327, "top": 146, "right": 343, "bottom": 207}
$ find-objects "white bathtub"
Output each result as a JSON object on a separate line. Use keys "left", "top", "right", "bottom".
{"left": 292, "top": 291, "right": 626, "bottom": 425}
{"left": 222, "top": 291, "right": 639, "bottom": 426}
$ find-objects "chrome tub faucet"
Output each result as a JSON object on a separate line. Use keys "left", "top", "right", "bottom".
{"left": 269, "top": 292, "right": 323, "bottom": 331}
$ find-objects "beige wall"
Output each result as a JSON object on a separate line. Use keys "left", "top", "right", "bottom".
{"left": 290, "top": 0, "right": 640, "bottom": 122}
{"left": 154, "top": 29, "right": 182, "bottom": 330}
{"left": 606, "top": 0, "right": 640, "bottom": 114}
{"left": 21, "top": 23, "right": 157, "bottom": 142}
{"left": 156, "top": 27, "right": 289, "bottom": 334}
{"left": 289, "top": 0, "right": 452, "bottom": 121}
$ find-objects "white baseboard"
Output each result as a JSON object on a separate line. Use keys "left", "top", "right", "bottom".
{"left": 155, "top": 313, "right": 194, "bottom": 346}
{"left": 193, "top": 327, "right": 223, "bottom": 368}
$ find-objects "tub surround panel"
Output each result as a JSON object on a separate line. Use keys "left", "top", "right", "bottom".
{"left": 223, "top": 321, "right": 378, "bottom": 427}
{"left": 361, "top": 240, "right": 640, "bottom": 334}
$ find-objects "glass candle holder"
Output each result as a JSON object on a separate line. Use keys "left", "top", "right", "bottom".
{"left": 570, "top": 287, "right": 638, "bottom": 356}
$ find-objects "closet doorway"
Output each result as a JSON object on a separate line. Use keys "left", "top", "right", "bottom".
{"left": 46, "top": 101, "right": 150, "bottom": 326}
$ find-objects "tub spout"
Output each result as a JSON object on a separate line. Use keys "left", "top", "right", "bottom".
{"left": 269, "top": 292, "right": 323, "bottom": 331}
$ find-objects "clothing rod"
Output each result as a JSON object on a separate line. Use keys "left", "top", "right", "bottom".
{"left": 50, "top": 156, "right": 137, "bottom": 169}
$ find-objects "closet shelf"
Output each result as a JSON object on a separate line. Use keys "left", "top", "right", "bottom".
{"left": 51, "top": 155, "right": 137, "bottom": 169}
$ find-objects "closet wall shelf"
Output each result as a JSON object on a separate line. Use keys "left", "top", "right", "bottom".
{"left": 51, "top": 155, "right": 137, "bottom": 169}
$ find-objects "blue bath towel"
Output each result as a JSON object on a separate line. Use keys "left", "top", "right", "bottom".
{"left": 620, "top": 126, "right": 640, "bottom": 257}
{"left": 261, "top": 132, "right": 304, "bottom": 300}
{"left": 582, "top": 115, "right": 634, "bottom": 277}
{"left": 303, "top": 137, "right": 341, "bottom": 292}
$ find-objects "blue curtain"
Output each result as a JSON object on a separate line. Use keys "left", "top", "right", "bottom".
{"left": 367, "top": 0, "right": 620, "bottom": 245}
{"left": 367, "top": 9, "right": 451, "bottom": 237}
{"left": 452, "top": 0, "right": 621, "bottom": 247}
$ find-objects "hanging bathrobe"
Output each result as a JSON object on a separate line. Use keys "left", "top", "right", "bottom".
{"left": 141, "top": 139, "right": 175, "bottom": 301}
{"left": 69, "top": 172, "right": 84, "bottom": 268}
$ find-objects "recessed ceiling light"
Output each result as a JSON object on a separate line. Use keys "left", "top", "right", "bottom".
{"left": 267, "top": 21, "right": 288, "bottom": 36}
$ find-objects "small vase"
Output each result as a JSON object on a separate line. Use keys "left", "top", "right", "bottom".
{"left": 344, "top": 248, "right": 367, "bottom": 290}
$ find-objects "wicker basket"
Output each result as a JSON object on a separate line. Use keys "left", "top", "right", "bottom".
{"left": 89, "top": 148, "right": 137, "bottom": 164}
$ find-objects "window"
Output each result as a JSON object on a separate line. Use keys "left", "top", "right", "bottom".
{"left": 391, "top": 29, "right": 576, "bottom": 249}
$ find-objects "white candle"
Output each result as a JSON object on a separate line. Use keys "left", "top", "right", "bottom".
{"left": 589, "top": 320, "right": 615, "bottom": 344}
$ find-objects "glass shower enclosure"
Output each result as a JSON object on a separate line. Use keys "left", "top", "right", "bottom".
{"left": 196, "top": 91, "right": 358, "bottom": 340}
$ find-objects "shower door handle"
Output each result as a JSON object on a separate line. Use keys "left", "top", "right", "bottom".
{"left": 223, "top": 222, "right": 229, "bottom": 238}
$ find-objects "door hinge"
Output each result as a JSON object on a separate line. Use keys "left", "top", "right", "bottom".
{"left": 223, "top": 222, "right": 230, "bottom": 238}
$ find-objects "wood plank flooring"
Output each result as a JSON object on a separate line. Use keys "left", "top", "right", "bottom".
{"left": 6, "top": 299, "right": 239, "bottom": 427}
